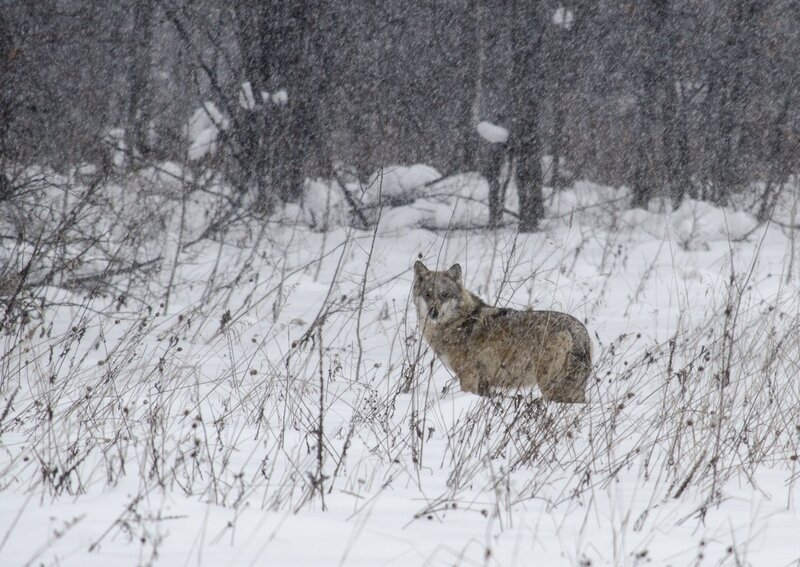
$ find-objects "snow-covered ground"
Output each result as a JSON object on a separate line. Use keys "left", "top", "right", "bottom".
{"left": 1, "top": 171, "right": 799, "bottom": 566}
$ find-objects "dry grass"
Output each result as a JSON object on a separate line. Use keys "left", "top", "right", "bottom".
{"left": 1, "top": 175, "right": 799, "bottom": 564}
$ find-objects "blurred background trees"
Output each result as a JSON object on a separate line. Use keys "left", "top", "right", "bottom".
{"left": 1, "top": 0, "right": 799, "bottom": 228}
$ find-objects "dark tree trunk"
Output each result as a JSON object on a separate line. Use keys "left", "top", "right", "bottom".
{"left": 631, "top": 0, "right": 669, "bottom": 209}
{"left": 485, "top": 143, "right": 506, "bottom": 228}
{"left": 551, "top": 102, "right": 565, "bottom": 190}
{"left": 511, "top": 0, "right": 544, "bottom": 233}
{"left": 126, "top": 0, "right": 154, "bottom": 162}
{"left": 631, "top": 81, "right": 656, "bottom": 208}
{"left": 662, "top": 75, "right": 691, "bottom": 206}
{"left": 270, "top": 1, "right": 333, "bottom": 202}
{"left": 457, "top": 0, "right": 479, "bottom": 171}
{"left": 546, "top": 17, "right": 574, "bottom": 191}
{"left": 232, "top": 2, "right": 274, "bottom": 213}
{"left": 709, "top": 2, "right": 764, "bottom": 203}
{"left": 658, "top": 2, "right": 690, "bottom": 206}
{"left": 0, "top": 13, "right": 15, "bottom": 163}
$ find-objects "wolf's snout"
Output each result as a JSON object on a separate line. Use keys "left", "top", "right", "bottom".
{"left": 428, "top": 307, "right": 439, "bottom": 320}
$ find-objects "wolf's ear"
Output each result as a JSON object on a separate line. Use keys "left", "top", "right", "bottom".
{"left": 446, "top": 263, "right": 462, "bottom": 281}
{"left": 414, "top": 261, "right": 430, "bottom": 278}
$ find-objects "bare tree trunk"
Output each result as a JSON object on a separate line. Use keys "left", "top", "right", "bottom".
{"left": 551, "top": 102, "right": 565, "bottom": 190}
{"left": 631, "top": 85, "right": 656, "bottom": 208}
{"left": 663, "top": 75, "right": 691, "bottom": 206}
{"left": 485, "top": 143, "right": 505, "bottom": 227}
{"left": 0, "top": 13, "right": 15, "bottom": 164}
{"left": 758, "top": 95, "right": 795, "bottom": 222}
{"left": 270, "top": 0, "right": 333, "bottom": 202}
{"left": 232, "top": 2, "right": 274, "bottom": 213}
{"left": 709, "top": 2, "right": 764, "bottom": 203}
{"left": 456, "top": 0, "right": 479, "bottom": 171}
{"left": 472, "top": 0, "right": 485, "bottom": 137}
{"left": 547, "top": 18, "right": 573, "bottom": 192}
{"left": 126, "top": 0, "right": 154, "bottom": 162}
{"left": 654, "top": 1, "right": 689, "bottom": 205}
{"left": 631, "top": 0, "right": 669, "bottom": 209}
{"left": 511, "top": 1, "right": 544, "bottom": 232}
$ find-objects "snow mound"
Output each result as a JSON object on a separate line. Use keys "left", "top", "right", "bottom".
{"left": 549, "top": 180, "right": 622, "bottom": 217}
{"left": 477, "top": 121, "right": 509, "bottom": 144}
{"left": 671, "top": 199, "right": 758, "bottom": 247}
{"left": 413, "top": 173, "right": 494, "bottom": 229}
{"left": 723, "top": 209, "right": 759, "bottom": 240}
{"left": 378, "top": 204, "right": 437, "bottom": 233}
{"left": 187, "top": 102, "right": 229, "bottom": 161}
{"left": 363, "top": 164, "right": 441, "bottom": 206}
{"left": 372, "top": 173, "right": 501, "bottom": 231}
{"left": 296, "top": 178, "right": 350, "bottom": 231}
{"left": 619, "top": 208, "right": 669, "bottom": 240}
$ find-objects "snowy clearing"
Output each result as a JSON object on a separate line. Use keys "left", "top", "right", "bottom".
{"left": 1, "top": 175, "right": 799, "bottom": 566}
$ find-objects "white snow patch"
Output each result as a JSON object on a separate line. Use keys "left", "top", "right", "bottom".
{"left": 202, "top": 102, "right": 228, "bottom": 130}
{"left": 298, "top": 178, "right": 349, "bottom": 231}
{"left": 104, "top": 128, "right": 127, "bottom": 168}
{"left": 549, "top": 180, "right": 622, "bottom": 217}
{"left": 76, "top": 163, "right": 97, "bottom": 177}
{"left": 239, "top": 81, "right": 256, "bottom": 110}
{"left": 363, "top": 164, "right": 441, "bottom": 205}
{"left": 671, "top": 199, "right": 758, "bottom": 247}
{"left": 188, "top": 127, "right": 218, "bottom": 161}
{"left": 724, "top": 209, "right": 759, "bottom": 240}
{"left": 619, "top": 208, "right": 669, "bottom": 240}
{"left": 378, "top": 204, "right": 436, "bottom": 233}
{"left": 552, "top": 5, "right": 575, "bottom": 29}
{"left": 477, "top": 121, "right": 509, "bottom": 144}
{"left": 411, "top": 173, "right": 501, "bottom": 229}
{"left": 272, "top": 89, "right": 288, "bottom": 106}
{"left": 136, "top": 161, "right": 188, "bottom": 192}
{"left": 186, "top": 102, "right": 229, "bottom": 161}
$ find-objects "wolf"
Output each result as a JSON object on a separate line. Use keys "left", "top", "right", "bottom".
{"left": 412, "top": 261, "right": 592, "bottom": 402}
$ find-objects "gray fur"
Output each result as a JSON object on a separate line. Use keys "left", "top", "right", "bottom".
{"left": 412, "top": 261, "right": 592, "bottom": 403}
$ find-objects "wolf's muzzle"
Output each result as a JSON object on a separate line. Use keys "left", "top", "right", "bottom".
{"left": 428, "top": 307, "right": 439, "bottom": 320}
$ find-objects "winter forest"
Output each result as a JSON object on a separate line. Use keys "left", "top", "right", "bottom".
{"left": 2, "top": 1, "right": 800, "bottom": 565}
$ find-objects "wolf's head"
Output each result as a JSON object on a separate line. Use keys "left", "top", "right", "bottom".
{"left": 412, "top": 261, "right": 466, "bottom": 326}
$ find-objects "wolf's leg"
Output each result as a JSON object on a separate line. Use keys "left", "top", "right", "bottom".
{"left": 566, "top": 345, "right": 591, "bottom": 402}
{"left": 542, "top": 381, "right": 585, "bottom": 403}
{"left": 458, "top": 372, "right": 494, "bottom": 396}
{"left": 535, "top": 332, "right": 570, "bottom": 401}
{"left": 476, "top": 376, "right": 492, "bottom": 397}
{"left": 458, "top": 370, "right": 480, "bottom": 394}
{"left": 544, "top": 351, "right": 590, "bottom": 403}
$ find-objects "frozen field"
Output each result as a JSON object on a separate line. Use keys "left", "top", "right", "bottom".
{"left": 1, "top": 172, "right": 799, "bottom": 566}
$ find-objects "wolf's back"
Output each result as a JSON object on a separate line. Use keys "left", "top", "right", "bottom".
{"left": 491, "top": 309, "right": 589, "bottom": 351}
{"left": 487, "top": 308, "right": 592, "bottom": 401}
